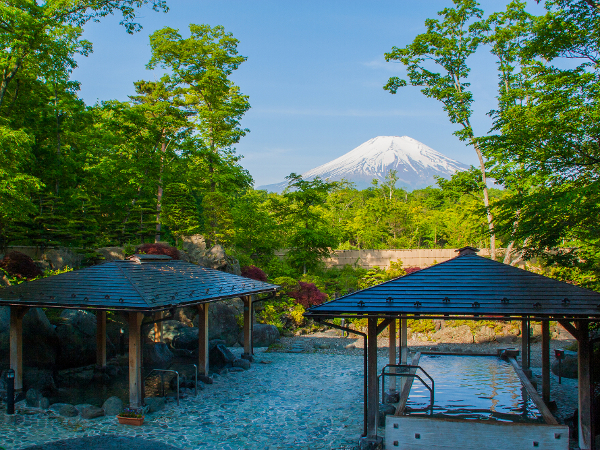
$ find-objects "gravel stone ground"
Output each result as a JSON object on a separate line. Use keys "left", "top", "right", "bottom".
{"left": 0, "top": 329, "right": 583, "bottom": 450}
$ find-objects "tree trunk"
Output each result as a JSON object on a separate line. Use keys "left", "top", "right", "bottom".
{"left": 0, "top": 59, "right": 22, "bottom": 109}
{"left": 155, "top": 140, "right": 166, "bottom": 243}
{"left": 472, "top": 140, "right": 496, "bottom": 260}
{"left": 54, "top": 84, "right": 61, "bottom": 195}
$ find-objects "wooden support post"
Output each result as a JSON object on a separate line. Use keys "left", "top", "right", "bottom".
{"left": 399, "top": 318, "right": 408, "bottom": 392}
{"left": 367, "top": 318, "right": 379, "bottom": 439}
{"left": 521, "top": 318, "right": 530, "bottom": 374}
{"left": 243, "top": 295, "right": 253, "bottom": 357}
{"left": 153, "top": 311, "right": 163, "bottom": 343}
{"left": 197, "top": 303, "right": 209, "bottom": 375}
{"left": 128, "top": 312, "right": 143, "bottom": 408}
{"left": 541, "top": 320, "right": 550, "bottom": 404}
{"left": 388, "top": 319, "right": 396, "bottom": 392}
{"left": 96, "top": 310, "right": 107, "bottom": 368}
{"left": 577, "top": 321, "right": 592, "bottom": 450}
{"left": 9, "top": 306, "right": 27, "bottom": 392}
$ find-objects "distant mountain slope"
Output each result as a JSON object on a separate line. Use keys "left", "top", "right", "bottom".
{"left": 258, "top": 135, "right": 468, "bottom": 193}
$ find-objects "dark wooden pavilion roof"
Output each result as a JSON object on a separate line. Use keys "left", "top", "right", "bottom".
{"left": 305, "top": 248, "right": 600, "bottom": 320}
{"left": 0, "top": 254, "right": 278, "bottom": 311}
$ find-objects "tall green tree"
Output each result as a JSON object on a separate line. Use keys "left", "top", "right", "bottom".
{"left": 384, "top": 0, "right": 497, "bottom": 259}
{"left": 281, "top": 174, "right": 339, "bottom": 274}
{"left": 0, "top": 0, "right": 168, "bottom": 110}
{"left": 147, "top": 24, "right": 250, "bottom": 192}
{"left": 481, "top": 0, "right": 600, "bottom": 265}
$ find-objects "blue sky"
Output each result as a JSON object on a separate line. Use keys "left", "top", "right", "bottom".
{"left": 73, "top": 0, "right": 545, "bottom": 187}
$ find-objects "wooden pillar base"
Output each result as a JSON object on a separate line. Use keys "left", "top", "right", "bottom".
{"left": 358, "top": 436, "right": 383, "bottom": 450}
{"left": 577, "top": 321, "right": 592, "bottom": 450}
{"left": 388, "top": 319, "right": 397, "bottom": 393}
{"left": 243, "top": 296, "right": 253, "bottom": 356}
{"left": 10, "top": 306, "right": 28, "bottom": 392}
{"left": 128, "top": 312, "right": 143, "bottom": 408}
{"left": 197, "top": 303, "right": 209, "bottom": 376}
{"left": 96, "top": 310, "right": 107, "bottom": 368}
{"left": 521, "top": 318, "right": 530, "bottom": 373}
{"left": 541, "top": 321, "right": 550, "bottom": 404}
{"left": 367, "top": 318, "right": 379, "bottom": 439}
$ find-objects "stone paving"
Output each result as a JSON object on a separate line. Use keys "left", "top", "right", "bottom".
{"left": 0, "top": 349, "right": 365, "bottom": 450}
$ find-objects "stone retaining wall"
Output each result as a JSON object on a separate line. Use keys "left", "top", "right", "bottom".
{"left": 276, "top": 248, "right": 498, "bottom": 269}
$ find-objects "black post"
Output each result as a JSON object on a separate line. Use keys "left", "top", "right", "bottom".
{"left": 6, "top": 369, "right": 15, "bottom": 415}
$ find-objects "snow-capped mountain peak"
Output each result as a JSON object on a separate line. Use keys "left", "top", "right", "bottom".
{"left": 259, "top": 136, "right": 468, "bottom": 192}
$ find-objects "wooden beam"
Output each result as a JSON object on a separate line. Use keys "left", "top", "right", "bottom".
{"left": 197, "top": 303, "right": 209, "bottom": 375}
{"left": 557, "top": 320, "right": 580, "bottom": 340}
{"left": 521, "top": 318, "right": 530, "bottom": 372}
{"left": 367, "top": 318, "right": 379, "bottom": 439}
{"left": 376, "top": 318, "right": 392, "bottom": 335}
{"left": 507, "top": 357, "right": 558, "bottom": 425}
{"left": 153, "top": 311, "right": 163, "bottom": 343}
{"left": 96, "top": 310, "right": 107, "bottom": 368}
{"left": 577, "top": 320, "right": 592, "bottom": 450}
{"left": 9, "top": 306, "right": 27, "bottom": 392}
{"left": 128, "top": 312, "right": 143, "bottom": 408}
{"left": 389, "top": 319, "right": 397, "bottom": 392}
{"left": 395, "top": 352, "right": 422, "bottom": 416}
{"left": 399, "top": 318, "right": 408, "bottom": 392}
{"left": 243, "top": 295, "right": 253, "bottom": 357}
{"left": 541, "top": 321, "right": 550, "bottom": 404}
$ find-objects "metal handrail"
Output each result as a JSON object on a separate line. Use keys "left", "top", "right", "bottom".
{"left": 147, "top": 369, "right": 180, "bottom": 406}
{"left": 379, "top": 364, "right": 435, "bottom": 414}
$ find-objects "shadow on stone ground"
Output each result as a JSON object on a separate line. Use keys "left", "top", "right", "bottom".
{"left": 20, "top": 436, "right": 183, "bottom": 450}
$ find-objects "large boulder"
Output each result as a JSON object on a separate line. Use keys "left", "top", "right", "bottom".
{"left": 183, "top": 237, "right": 241, "bottom": 275}
{"left": 171, "top": 326, "right": 199, "bottom": 351}
{"left": 432, "top": 325, "right": 474, "bottom": 344}
{"left": 160, "top": 320, "right": 188, "bottom": 345}
{"left": 95, "top": 247, "right": 126, "bottom": 262}
{"left": 57, "top": 366, "right": 95, "bottom": 386}
{"left": 209, "top": 343, "right": 236, "bottom": 370}
{"left": 144, "top": 396, "right": 166, "bottom": 413}
{"left": 182, "top": 235, "right": 207, "bottom": 258}
{"left": 240, "top": 324, "right": 280, "bottom": 348}
{"left": 76, "top": 404, "right": 104, "bottom": 419}
{"left": 0, "top": 308, "right": 59, "bottom": 369}
{"left": 143, "top": 342, "right": 174, "bottom": 368}
{"left": 24, "top": 368, "right": 56, "bottom": 395}
{"left": 102, "top": 396, "right": 123, "bottom": 416}
{"left": 474, "top": 326, "right": 496, "bottom": 344}
{"left": 26, "top": 388, "right": 44, "bottom": 407}
{"left": 41, "top": 248, "right": 82, "bottom": 271}
{"left": 206, "top": 299, "right": 243, "bottom": 347}
{"left": 55, "top": 310, "right": 98, "bottom": 369}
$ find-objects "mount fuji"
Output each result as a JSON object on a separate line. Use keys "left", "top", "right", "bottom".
{"left": 258, "top": 136, "right": 469, "bottom": 192}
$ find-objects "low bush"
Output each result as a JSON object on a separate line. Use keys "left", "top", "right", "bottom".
{"left": 241, "top": 265, "right": 268, "bottom": 282}
{"left": 0, "top": 251, "right": 43, "bottom": 280}
{"left": 136, "top": 243, "right": 180, "bottom": 260}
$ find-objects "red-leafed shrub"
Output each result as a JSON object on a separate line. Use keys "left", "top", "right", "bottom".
{"left": 0, "top": 251, "right": 43, "bottom": 280}
{"left": 241, "top": 265, "right": 267, "bottom": 282}
{"left": 136, "top": 243, "right": 180, "bottom": 260}
{"left": 404, "top": 267, "right": 422, "bottom": 275}
{"left": 288, "top": 282, "right": 327, "bottom": 308}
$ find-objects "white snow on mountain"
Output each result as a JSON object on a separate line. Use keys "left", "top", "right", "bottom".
{"left": 258, "top": 136, "right": 468, "bottom": 192}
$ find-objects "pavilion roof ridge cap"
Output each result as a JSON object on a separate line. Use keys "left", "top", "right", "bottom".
{"left": 116, "top": 263, "right": 149, "bottom": 305}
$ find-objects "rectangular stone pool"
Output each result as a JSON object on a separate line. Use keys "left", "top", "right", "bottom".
{"left": 405, "top": 354, "right": 543, "bottom": 423}
{"left": 385, "top": 354, "right": 569, "bottom": 450}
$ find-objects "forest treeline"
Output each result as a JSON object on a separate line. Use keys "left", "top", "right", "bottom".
{"left": 1, "top": 0, "right": 598, "bottom": 291}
